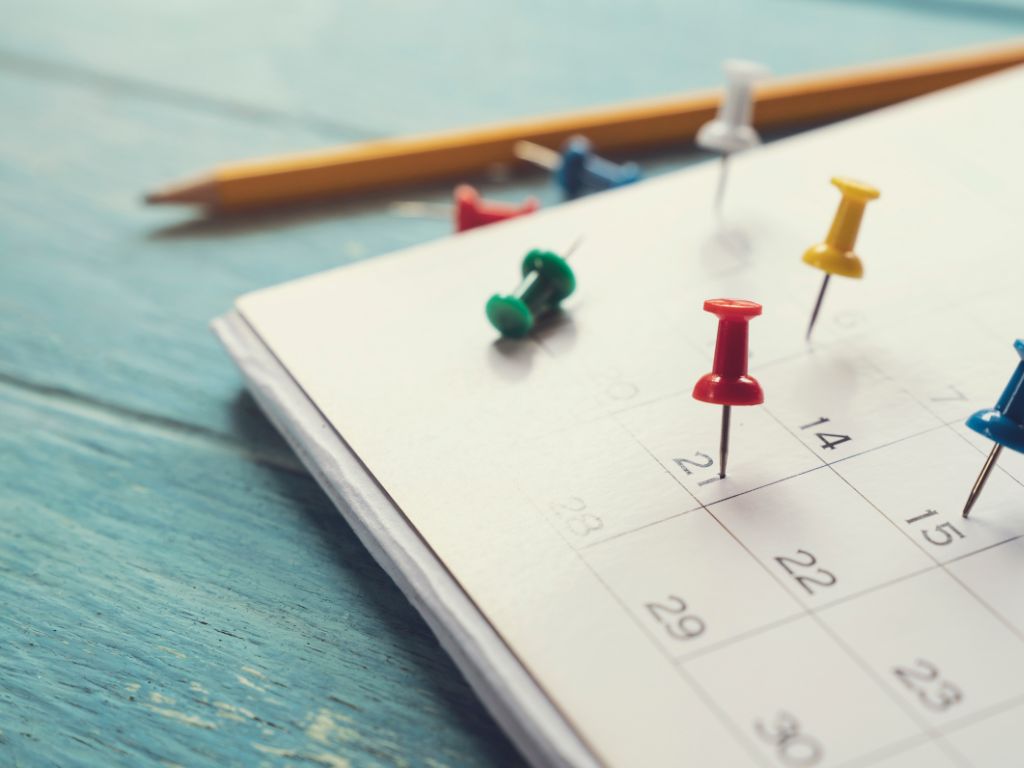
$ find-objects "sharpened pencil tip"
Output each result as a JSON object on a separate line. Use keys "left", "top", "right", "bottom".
{"left": 142, "top": 177, "right": 217, "bottom": 207}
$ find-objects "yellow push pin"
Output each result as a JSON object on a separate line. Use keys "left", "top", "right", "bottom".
{"left": 803, "top": 177, "right": 880, "bottom": 340}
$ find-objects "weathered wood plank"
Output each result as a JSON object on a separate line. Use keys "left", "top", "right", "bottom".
{"left": 0, "top": 385, "right": 522, "bottom": 767}
{"left": 0, "top": 69, "right": 489, "bottom": 444}
{"left": 1, "top": 0, "right": 1021, "bottom": 135}
{"left": 4, "top": 7, "right": 1023, "bottom": 768}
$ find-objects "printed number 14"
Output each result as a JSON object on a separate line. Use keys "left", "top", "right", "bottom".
{"left": 799, "top": 417, "right": 851, "bottom": 451}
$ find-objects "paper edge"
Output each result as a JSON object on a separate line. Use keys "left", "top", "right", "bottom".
{"left": 212, "top": 310, "right": 598, "bottom": 768}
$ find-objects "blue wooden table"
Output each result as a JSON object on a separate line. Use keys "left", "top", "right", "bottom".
{"left": 3, "top": 3, "right": 1022, "bottom": 765}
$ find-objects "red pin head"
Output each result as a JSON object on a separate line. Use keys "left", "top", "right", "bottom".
{"left": 693, "top": 298, "right": 764, "bottom": 406}
{"left": 454, "top": 184, "right": 539, "bottom": 233}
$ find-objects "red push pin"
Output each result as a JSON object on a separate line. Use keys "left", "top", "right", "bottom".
{"left": 454, "top": 184, "right": 539, "bottom": 232}
{"left": 692, "top": 299, "right": 764, "bottom": 478}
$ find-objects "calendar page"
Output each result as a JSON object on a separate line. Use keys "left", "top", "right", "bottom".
{"left": 234, "top": 67, "right": 1024, "bottom": 767}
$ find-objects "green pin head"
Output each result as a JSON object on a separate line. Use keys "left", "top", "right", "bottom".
{"left": 486, "top": 249, "right": 576, "bottom": 339}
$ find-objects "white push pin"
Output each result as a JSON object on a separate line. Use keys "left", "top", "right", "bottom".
{"left": 696, "top": 59, "right": 770, "bottom": 215}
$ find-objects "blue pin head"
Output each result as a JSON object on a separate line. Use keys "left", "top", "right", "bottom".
{"left": 555, "top": 135, "right": 641, "bottom": 199}
{"left": 966, "top": 339, "right": 1024, "bottom": 453}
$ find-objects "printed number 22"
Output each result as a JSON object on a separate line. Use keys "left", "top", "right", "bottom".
{"left": 775, "top": 550, "right": 837, "bottom": 595}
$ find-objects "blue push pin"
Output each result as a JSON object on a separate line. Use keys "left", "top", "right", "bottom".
{"left": 962, "top": 339, "right": 1024, "bottom": 518}
{"left": 514, "top": 135, "right": 641, "bottom": 199}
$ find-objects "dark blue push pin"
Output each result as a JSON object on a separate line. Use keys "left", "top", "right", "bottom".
{"left": 962, "top": 339, "right": 1024, "bottom": 518}
{"left": 514, "top": 136, "right": 641, "bottom": 199}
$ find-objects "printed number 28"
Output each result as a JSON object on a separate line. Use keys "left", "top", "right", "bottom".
{"left": 549, "top": 497, "right": 603, "bottom": 538}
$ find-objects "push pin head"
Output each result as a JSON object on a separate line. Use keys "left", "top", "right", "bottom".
{"left": 962, "top": 340, "right": 1024, "bottom": 517}
{"left": 693, "top": 299, "right": 765, "bottom": 406}
{"left": 967, "top": 340, "right": 1024, "bottom": 452}
{"left": 693, "top": 298, "right": 763, "bottom": 479}
{"left": 557, "top": 136, "right": 641, "bottom": 199}
{"left": 697, "top": 60, "right": 770, "bottom": 155}
{"left": 803, "top": 177, "right": 880, "bottom": 279}
{"left": 515, "top": 136, "right": 641, "bottom": 200}
{"left": 486, "top": 249, "right": 576, "bottom": 338}
{"left": 454, "top": 185, "right": 539, "bottom": 233}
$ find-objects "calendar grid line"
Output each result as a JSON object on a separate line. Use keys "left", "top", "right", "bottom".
{"left": 935, "top": 554, "right": 1024, "bottom": 647}
{"left": 672, "top": 611, "right": 807, "bottom": 663}
{"left": 615, "top": 402, "right": 963, "bottom": 766}
{"left": 576, "top": 347, "right": 1024, "bottom": 766}
{"left": 670, "top": 526, "right": 1024, "bottom": 671}
{"left": 509, "top": 481, "right": 682, "bottom": 766}
{"left": 878, "top": 349, "right": 1024, "bottom": 486}
{"left": 669, "top": 662, "right": 777, "bottom": 768}
{"left": 237, "top": 69, "right": 1024, "bottom": 768}
{"left": 605, "top": 412, "right": 882, "bottom": 765}
{"left": 834, "top": 731, "right": 937, "bottom": 768}
{"left": 945, "top": 534, "right": 1024, "bottom": 566}
{"left": 758, "top": 403, "right": 973, "bottom": 768}
{"left": 938, "top": 691, "right": 1024, "bottom": 739}
{"left": 578, "top": 502, "right": 704, "bottom": 550}
{"left": 605, "top": 318, "right": 936, "bottom": 428}
{"left": 591, "top": 412, "right": 950, "bottom": 556}
{"left": 945, "top": 416, "right": 1024, "bottom": 494}
{"left": 824, "top": 423, "right": 950, "bottom": 466}
{"left": 518, "top": 486, "right": 776, "bottom": 768}
{"left": 673, "top": 564, "right": 933, "bottom": 664}
{"left": 829, "top": 392, "right": 1024, "bottom": 649}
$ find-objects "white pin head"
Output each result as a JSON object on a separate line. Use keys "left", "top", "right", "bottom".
{"left": 696, "top": 59, "right": 770, "bottom": 155}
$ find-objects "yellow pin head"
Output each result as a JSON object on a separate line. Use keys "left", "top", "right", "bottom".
{"left": 802, "top": 176, "right": 880, "bottom": 279}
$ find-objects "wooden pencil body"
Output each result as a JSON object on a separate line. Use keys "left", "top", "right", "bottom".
{"left": 151, "top": 40, "right": 1024, "bottom": 211}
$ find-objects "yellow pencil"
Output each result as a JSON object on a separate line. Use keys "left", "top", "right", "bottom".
{"left": 146, "top": 39, "right": 1024, "bottom": 213}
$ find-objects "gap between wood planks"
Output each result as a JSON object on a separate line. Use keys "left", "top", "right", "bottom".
{"left": 0, "top": 369, "right": 306, "bottom": 476}
{"left": 0, "top": 48, "right": 384, "bottom": 141}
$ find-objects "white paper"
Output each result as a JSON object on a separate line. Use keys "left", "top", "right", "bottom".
{"left": 224, "top": 66, "right": 1024, "bottom": 767}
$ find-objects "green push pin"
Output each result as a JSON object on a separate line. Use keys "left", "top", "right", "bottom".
{"left": 486, "top": 240, "right": 580, "bottom": 338}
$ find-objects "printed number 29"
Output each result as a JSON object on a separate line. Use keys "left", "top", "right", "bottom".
{"left": 645, "top": 596, "right": 705, "bottom": 641}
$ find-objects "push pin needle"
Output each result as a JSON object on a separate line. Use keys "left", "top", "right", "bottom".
{"left": 962, "top": 445, "right": 1002, "bottom": 518}
{"left": 696, "top": 60, "right": 768, "bottom": 216}
{"left": 514, "top": 136, "right": 641, "bottom": 199}
{"left": 712, "top": 156, "right": 731, "bottom": 219}
{"left": 514, "top": 140, "right": 561, "bottom": 171}
{"left": 693, "top": 299, "right": 764, "bottom": 479}
{"left": 805, "top": 274, "right": 831, "bottom": 341}
{"left": 719, "top": 402, "right": 732, "bottom": 478}
{"left": 962, "top": 339, "right": 1024, "bottom": 517}
{"left": 390, "top": 184, "right": 539, "bottom": 232}
{"left": 803, "top": 177, "right": 879, "bottom": 340}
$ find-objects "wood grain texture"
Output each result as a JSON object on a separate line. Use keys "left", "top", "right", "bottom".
{"left": 3, "top": 3, "right": 1024, "bottom": 766}
{"left": 0, "top": 70, "right": 477, "bottom": 440}
{"left": 0, "top": 385, "right": 522, "bottom": 767}
{"left": 2, "top": 0, "right": 1023, "bottom": 136}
